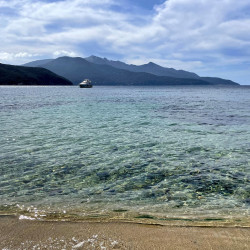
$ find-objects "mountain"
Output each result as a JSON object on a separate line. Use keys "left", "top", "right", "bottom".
{"left": 85, "top": 56, "right": 239, "bottom": 86}
{"left": 0, "top": 63, "right": 72, "bottom": 85}
{"left": 23, "top": 56, "right": 240, "bottom": 86}
{"left": 85, "top": 55, "right": 200, "bottom": 79}
{"left": 200, "top": 77, "right": 238, "bottom": 86}
{"left": 24, "top": 56, "right": 213, "bottom": 86}
{"left": 23, "top": 59, "right": 53, "bottom": 67}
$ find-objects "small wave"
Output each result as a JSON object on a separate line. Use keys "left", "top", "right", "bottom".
{"left": 19, "top": 215, "right": 36, "bottom": 221}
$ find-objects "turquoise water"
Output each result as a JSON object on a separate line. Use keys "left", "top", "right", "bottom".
{"left": 0, "top": 86, "right": 249, "bottom": 225}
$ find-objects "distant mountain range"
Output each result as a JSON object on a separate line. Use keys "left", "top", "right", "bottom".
{"left": 0, "top": 63, "right": 72, "bottom": 85}
{"left": 23, "top": 56, "right": 239, "bottom": 86}
{"left": 85, "top": 56, "right": 200, "bottom": 79}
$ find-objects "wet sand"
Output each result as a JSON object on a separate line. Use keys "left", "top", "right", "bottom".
{"left": 0, "top": 216, "right": 249, "bottom": 249}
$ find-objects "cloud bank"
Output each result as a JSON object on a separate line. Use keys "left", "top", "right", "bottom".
{"left": 0, "top": 0, "right": 250, "bottom": 84}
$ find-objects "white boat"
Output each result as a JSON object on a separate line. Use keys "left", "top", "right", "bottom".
{"left": 79, "top": 79, "right": 92, "bottom": 88}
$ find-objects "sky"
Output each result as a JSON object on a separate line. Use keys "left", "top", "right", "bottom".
{"left": 0, "top": 0, "right": 250, "bottom": 84}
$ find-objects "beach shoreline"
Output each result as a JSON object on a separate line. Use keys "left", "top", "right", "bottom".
{"left": 1, "top": 215, "right": 249, "bottom": 249}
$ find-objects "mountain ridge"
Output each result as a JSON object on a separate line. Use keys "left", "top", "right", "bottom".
{"left": 84, "top": 55, "right": 200, "bottom": 79}
{"left": 0, "top": 63, "right": 73, "bottom": 85}
{"left": 23, "top": 56, "right": 240, "bottom": 86}
{"left": 23, "top": 56, "right": 214, "bottom": 86}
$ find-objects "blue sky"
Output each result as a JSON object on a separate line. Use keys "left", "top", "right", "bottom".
{"left": 0, "top": 0, "right": 250, "bottom": 84}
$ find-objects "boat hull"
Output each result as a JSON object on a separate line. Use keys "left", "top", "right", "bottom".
{"left": 79, "top": 85, "right": 92, "bottom": 88}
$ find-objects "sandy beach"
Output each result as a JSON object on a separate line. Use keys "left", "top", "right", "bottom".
{"left": 0, "top": 215, "right": 249, "bottom": 249}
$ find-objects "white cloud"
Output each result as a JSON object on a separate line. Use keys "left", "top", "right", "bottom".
{"left": 0, "top": 52, "right": 13, "bottom": 61}
{"left": 0, "top": 52, "right": 38, "bottom": 63}
{"left": 53, "top": 50, "right": 78, "bottom": 57}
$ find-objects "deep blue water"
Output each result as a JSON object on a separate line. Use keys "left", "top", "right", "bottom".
{"left": 0, "top": 86, "right": 249, "bottom": 225}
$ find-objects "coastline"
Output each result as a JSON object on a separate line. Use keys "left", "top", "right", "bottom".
{"left": 1, "top": 205, "right": 250, "bottom": 228}
{"left": 1, "top": 215, "right": 249, "bottom": 249}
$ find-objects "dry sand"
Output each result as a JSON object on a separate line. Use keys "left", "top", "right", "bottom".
{"left": 0, "top": 215, "right": 249, "bottom": 249}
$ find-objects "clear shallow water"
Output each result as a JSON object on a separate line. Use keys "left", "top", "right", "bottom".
{"left": 0, "top": 86, "right": 249, "bottom": 226}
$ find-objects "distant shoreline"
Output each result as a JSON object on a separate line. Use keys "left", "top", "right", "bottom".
{"left": 1, "top": 84, "right": 248, "bottom": 87}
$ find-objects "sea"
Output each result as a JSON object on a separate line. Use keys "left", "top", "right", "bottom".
{"left": 0, "top": 85, "right": 249, "bottom": 226}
